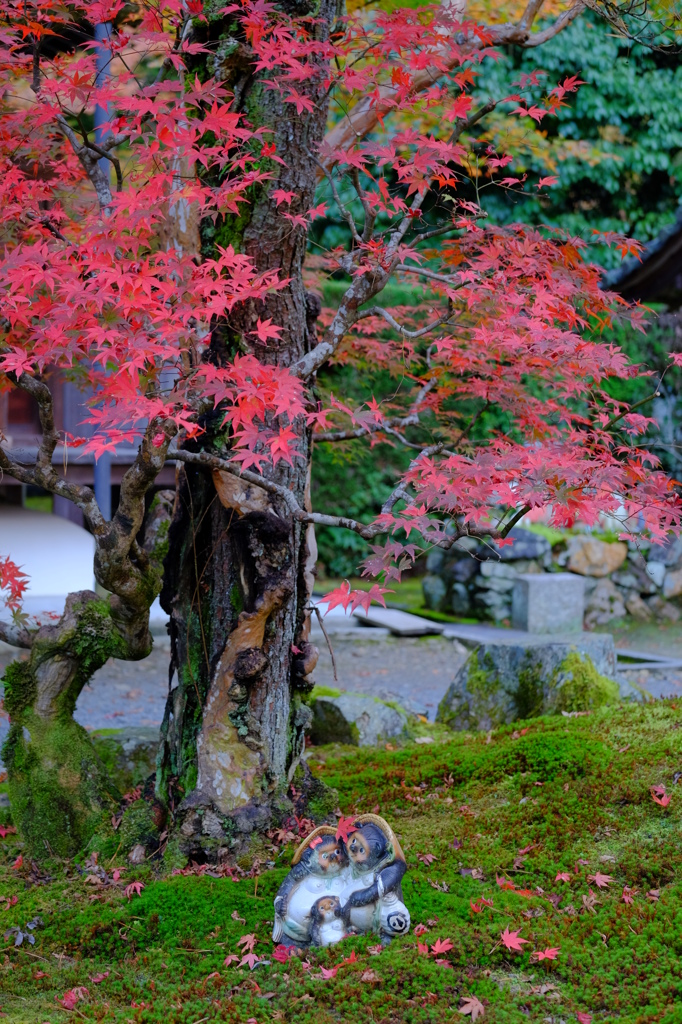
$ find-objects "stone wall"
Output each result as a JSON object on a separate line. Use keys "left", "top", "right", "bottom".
{"left": 422, "top": 527, "right": 682, "bottom": 628}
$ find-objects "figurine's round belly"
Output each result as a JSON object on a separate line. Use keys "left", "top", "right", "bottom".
{"left": 340, "top": 873, "right": 376, "bottom": 933}
{"left": 285, "top": 875, "right": 346, "bottom": 941}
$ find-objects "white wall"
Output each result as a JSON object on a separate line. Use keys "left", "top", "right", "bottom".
{"left": 0, "top": 507, "right": 96, "bottom": 618}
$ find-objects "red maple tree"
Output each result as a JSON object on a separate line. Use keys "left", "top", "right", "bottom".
{"left": 0, "top": 0, "right": 678, "bottom": 858}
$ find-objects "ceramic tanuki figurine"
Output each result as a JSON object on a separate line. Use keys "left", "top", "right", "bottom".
{"left": 272, "top": 827, "right": 349, "bottom": 947}
{"left": 338, "top": 815, "right": 410, "bottom": 942}
{"left": 272, "top": 814, "right": 410, "bottom": 948}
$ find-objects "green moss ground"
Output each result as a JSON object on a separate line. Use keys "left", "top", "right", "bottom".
{"left": 3, "top": 703, "right": 682, "bottom": 1021}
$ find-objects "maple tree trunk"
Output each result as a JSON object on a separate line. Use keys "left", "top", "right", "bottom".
{"left": 156, "top": 0, "right": 341, "bottom": 856}
{"left": 2, "top": 593, "right": 151, "bottom": 858}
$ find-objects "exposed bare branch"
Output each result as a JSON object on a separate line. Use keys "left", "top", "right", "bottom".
{"left": 309, "top": 150, "right": 362, "bottom": 245}
{"left": 522, "top": 2, "right": 584, "bottom": 45}
{"left": 356, "top": 305, "right": 452, "bottom": 339}
{"left": 0, "top": 619, "right": 35, "bottom": 649}
{"left": 55, "top": 115, "right": 114, "bottom": 211}
{"left": 396, "top": 264, "right": 458, "bottom": 287}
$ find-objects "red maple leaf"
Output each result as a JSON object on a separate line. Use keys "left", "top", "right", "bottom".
{"left": 124, "top": 881, "right": 145, "bottom": 899}
{"left": 272, "top": 945, "right": 290, "bottom": 963}
{"left": 319, "top": 965, "right": 338, "bottom": 979}
{"left": 239, "top": 952, "right": 260, "bottom": 970}
{"left": 500, "top": 928, "right": 530, "bottom": 952}
{"left": 223, "top": 954, "right": 240, "bottom": 967}
{"left": 335, "top": 815, "right": 358, "bottom": 844}
{"left": 577, "top": 1014, "right": 592, "bottom": 1024}
{"left": 237, "top": 933, "right": 257, "bottom": 952}
{"left": 555, "top": 872, "right": 572, "bottom": 882}
{"left": 532, "top": 947, "right": 560, "bottom": 961}
{"left": 418, "top": 853, "right": 436, "bottom": 865}
{"left": 413, "top": 923, "right": 428, "bottom": 936}
{"left": 587, "top": 872, "right": 613, "bottom": 889}
{"left": 430, "top": 938, "right": 454, "bottom": 956}
{"left": 56, "top": 987, "right": 89, "bottom": 1010}
{"left": 459, "top": 995, "right": 485, "bottom": 1019}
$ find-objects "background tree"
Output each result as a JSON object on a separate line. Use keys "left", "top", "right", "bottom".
{"left": 1, "top": 0, "right": 680, "bottom": 861}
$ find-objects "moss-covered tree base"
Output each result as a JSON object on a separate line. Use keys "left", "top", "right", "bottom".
{"left": 3, "top": 714, "right": 118, "bottom": 860}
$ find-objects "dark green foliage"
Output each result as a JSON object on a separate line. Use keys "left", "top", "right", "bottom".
{"left": 475, "top": 17, "right": 682, "bottom": 267}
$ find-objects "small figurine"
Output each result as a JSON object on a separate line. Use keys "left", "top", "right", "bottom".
{"left": 272, "top": 827, "right": 347, "bottom": 947}
{"left": 272, "top": 814, "right": 410, "bottom": 948}
{"left": 310, "top": 895, "right": 347, "bottom": 947}
{"left": 339, "top": 814, "right": 410, "bottom": 944}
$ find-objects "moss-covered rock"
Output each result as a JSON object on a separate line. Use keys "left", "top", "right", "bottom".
{"left": 309, "top": 690, "right": 408, "bottom": 746}
{"left": 437, "top": 633, "right": 624, "bottom": 731}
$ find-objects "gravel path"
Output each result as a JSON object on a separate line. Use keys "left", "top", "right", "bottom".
{"left": 2, "top": 621, "right": 682, "bottom": 761}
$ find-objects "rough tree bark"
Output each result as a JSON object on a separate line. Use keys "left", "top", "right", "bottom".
{"left": 156, "top": 0, "right": 341, "bottom": 855}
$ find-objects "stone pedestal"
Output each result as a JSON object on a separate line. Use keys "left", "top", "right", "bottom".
{"left": 512, "top": 573, "right": 585, "bottom": 634}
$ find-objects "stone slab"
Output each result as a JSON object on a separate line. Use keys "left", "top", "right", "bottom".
{"left": 512, "top": 572, "right": 585, "bottom": 634}
{"left": 353, "top": 607, "right": 445, "bottom": 636}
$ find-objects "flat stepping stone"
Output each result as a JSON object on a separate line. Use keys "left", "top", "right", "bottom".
{"left": 353, "top": 607, "right": 445, "bottom": 636}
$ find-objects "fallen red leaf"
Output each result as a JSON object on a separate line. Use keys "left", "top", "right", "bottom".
{"left": 240, "top": 952, "right": 260, "bottom": 970}
{"left": 319, "top": 964, "right": 338, "bottom": 979}
{"left": 56, "top": 987, "right": 89, "bottom": 1010}
{"left": 238, "top": 933, "right": 257, "bottom": 953}
{"left": 587, "top": 872, "right": 613, "bottom": 889}
{"left": 500, "top": 928, "right": 530, "bottom": 952}
{"left": 555, "top": 872, "right": 571, "bottom": 882}
{"left": 532, "top": 947, "right": 560, "bottom": 961}
{"left": 430, "top": 938, "right": 454, "bottom": 955}
{"left": 459, "top": 995, "right": 485, "bottom": 1019}
{"left": 413, "top": 923, "right": 428, "bottom": 936}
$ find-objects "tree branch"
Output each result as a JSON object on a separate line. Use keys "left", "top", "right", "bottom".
{"left": 169, "top": 442, "right": 515, "bottom": 552}
{"left": 396, "top": 264, "right": 459, "bottom": 287}
{"left": 320, "top": 6, "right": 580, "bottom": 170}
{"left": 356, "top": 306, "right": 452, "bottom": 338}
{"left": 0, "top": 619, "right": 35, "bottom": 649}
{"left": 521, "top": 2, "right": 585, "bottom": 46}
{"left": 56, "top": 114, "right": 114, "bottom": 211}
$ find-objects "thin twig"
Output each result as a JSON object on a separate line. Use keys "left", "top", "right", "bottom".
{"left": 311, "top": 604, "right": 338, "bottom": 683}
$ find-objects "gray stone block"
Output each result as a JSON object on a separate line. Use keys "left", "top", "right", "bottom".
{"left": 309, "top": 692, "right": 408, "bottom": 747}
{"left": 436, "top": 632, "right": 620, "bottom": 731}
{"left": 512, "top": 573, "right": 584, "bottom": 634}
{"left": 451, "top": 582, "right": 471, "bottom": 615}
{"left": 422, "top": 574, "right": 448, "bottom": 611}
{"left": 489, "top": 527, "right": 551, "bottom": 562}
